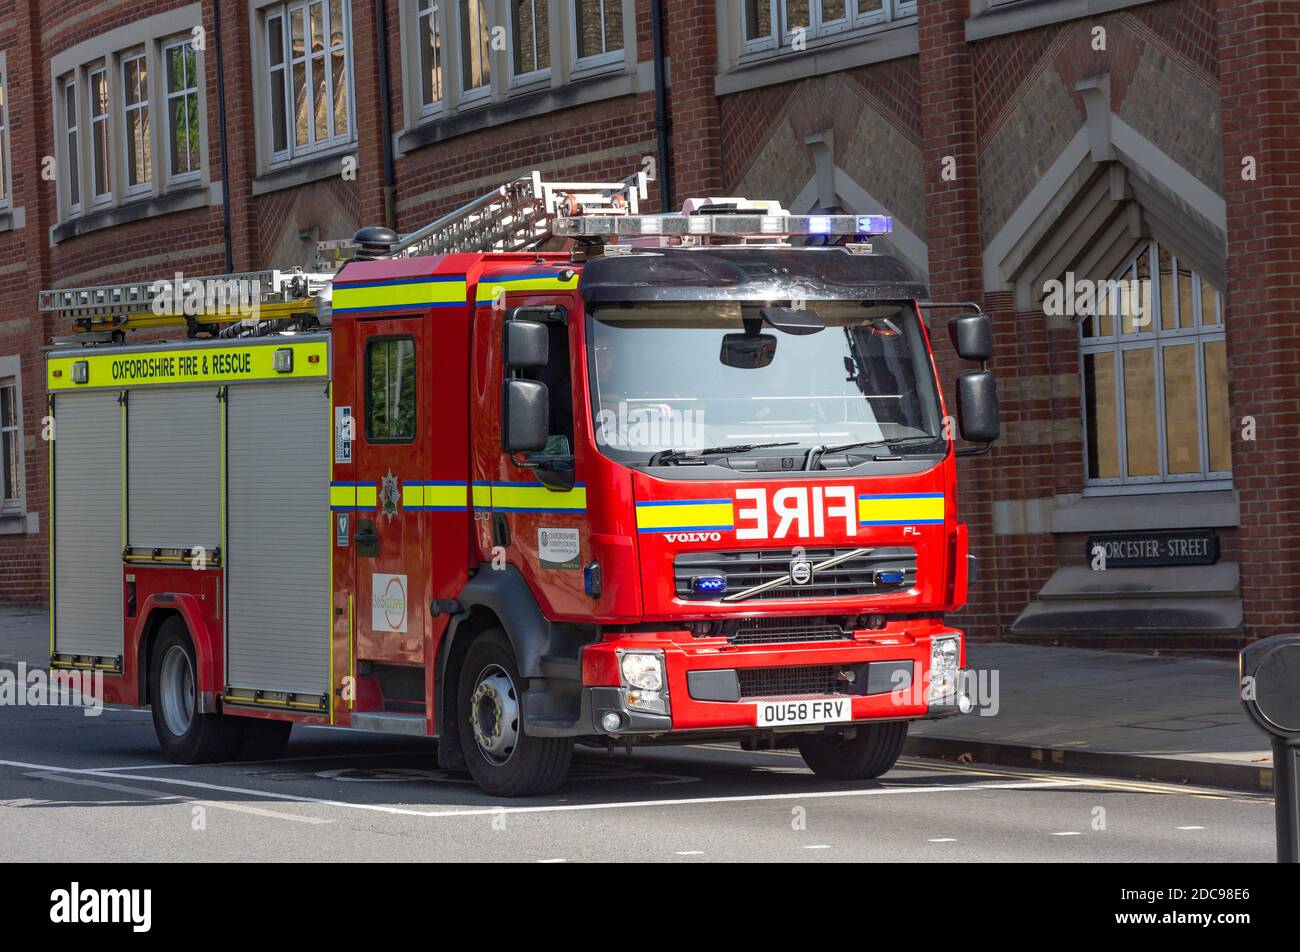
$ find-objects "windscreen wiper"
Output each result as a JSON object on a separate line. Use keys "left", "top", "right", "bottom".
{"left": 648, "top": 442, "right": 800, "bottom": 467}
{"left": 805, "top": 435, "right": 944, "bottom": 469}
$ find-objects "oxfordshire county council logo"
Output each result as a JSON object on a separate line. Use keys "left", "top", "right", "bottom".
{"left": 380, "top": 469, "right": 400, "bottom": 521}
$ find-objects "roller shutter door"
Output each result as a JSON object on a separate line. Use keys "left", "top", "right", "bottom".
{"left": 53, "top": 391, "right": 123, "bottom": 658}
{"left": 127, "top": 387, "right": 220, "bottom": 554}
{"left": 225, "top": 381, "right": 330, "bottom": 697}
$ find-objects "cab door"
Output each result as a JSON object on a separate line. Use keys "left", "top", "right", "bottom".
{"left": 353, "top": 318, "right": 428, "bottom": 663}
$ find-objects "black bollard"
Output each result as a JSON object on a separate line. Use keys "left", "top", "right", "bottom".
{"left": 1239, "top": 635, "right": 1300, "bottom": 863}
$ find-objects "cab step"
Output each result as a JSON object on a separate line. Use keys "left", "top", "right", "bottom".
{"left": 349, "top": 712, "right": 427, "bottom": 736}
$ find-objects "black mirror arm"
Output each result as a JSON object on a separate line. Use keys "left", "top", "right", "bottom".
{"left": 955, "top": 441, "right": 995, "bottom": 458}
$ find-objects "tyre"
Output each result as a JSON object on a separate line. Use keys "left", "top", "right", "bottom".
{"left": 456, "top": 629, "right": 573, "bottom": 797}
{"left": 796, "top": 721, "right": 908, "bottom": 780}
{"left": 233, "top": 719, "right": 293, "bottom": 762}
{"left": 149, "top": 616, "right": 244, "bottom": 764}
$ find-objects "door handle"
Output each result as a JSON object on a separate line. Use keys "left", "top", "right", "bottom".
{"left": 355, "top": 518, "right": 379, "bottom": 558}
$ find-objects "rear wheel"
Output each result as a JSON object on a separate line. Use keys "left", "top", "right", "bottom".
{"left": 149, "top": 617, "right": 244, "bottom": 764}
{"left": 456, "top": 630, "right": 573, "bottom": 797}
{"left": 796, "top": 721, "right": 908, "bottom": 780}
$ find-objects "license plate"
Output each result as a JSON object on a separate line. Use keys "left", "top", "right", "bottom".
{"left": 754, "top": 697, "right": 852, "bottom": 727}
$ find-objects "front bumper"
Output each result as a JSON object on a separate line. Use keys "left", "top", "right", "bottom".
{"left": 526, "top": 621, "right": 967, "bottom": 738}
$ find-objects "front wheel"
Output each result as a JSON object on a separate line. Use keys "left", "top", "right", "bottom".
{"left": 796, "top": 721, "right": 908, "bottom": 780}
{"left": 456, "top": 630, "right": 573, "bottom": 797}
{"left": 149, "top": 617, "right": 244, "bottom": 764}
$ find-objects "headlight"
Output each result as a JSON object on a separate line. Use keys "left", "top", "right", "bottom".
{"left": 928, "top": 635, "right": 961, "bottom": 703}
{"left": 617, "top": 650, "right": 669, "bottom": 716}
{"left": 619, "top": 651, "right": 665, "bottom": 691}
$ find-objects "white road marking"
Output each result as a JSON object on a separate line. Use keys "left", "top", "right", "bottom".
{"left": 928, "top": 838, "right": 957, "bottom": 842}
{"left": 1176, "top": 825, "right": 1205, "bottom": 830}
{"left": 88, "top": 748, "right": 432, "bottom": 773}
{"left": 803, "top": 844, "right": 831, "bottom": 850}
{"left": 537, "top": 858, "right": 567, "bottom": 864}
{"left": 28, "top": 771, "right": 333, "bottom": 825}
{"left": 674, "top": 851, "right": 705, "bottom": 856}
{"left": 0, "top": 758, "right": 1088, "bottom": 820}
{"left": 1051, "top": 831, "right": 1083, "bottom": 836}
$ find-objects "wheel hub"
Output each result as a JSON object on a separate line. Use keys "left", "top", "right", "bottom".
{"left": 159, "top": 645, "right": 195, "bottom": 737}
{"left": 469, "top": 666, "right": 519, "bottom": 765}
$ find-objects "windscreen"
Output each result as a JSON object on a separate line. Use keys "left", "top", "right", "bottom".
{"left": 587, "top": 300, "right": 943, "bottom": 463}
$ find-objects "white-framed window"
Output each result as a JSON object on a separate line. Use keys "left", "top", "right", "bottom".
{"left": 264, "top": 0, "right": 354, "bottom": 164}
{"left": 0, "top": 64, "right": 9, "bottom": 208}
{"left": 572, "top": 0, "right": 623, "bottom": 69}
{"left": 121, "top": 51, "right": 152, "bottom": 194}
{"left": 1078, "top": 240, "right": 1230, "bottom": 493}
{"left": 87, "top": 66, "right": 112, "bottom": 205}
{"left": 0, "top": 371, "right": 22, "bottom": 514}
{"left": 459, "top": 0, "right": 492, "bottom": 102}
{"left": 416, "top": 0, "right": 446, "bottom": 113}
{"left": 742, "top": 0, "right": 915, "bottom": 55}
{"left": 510, "top": 0, "right": 550, "bottom": 81}
{"left": 62, "top": 78, "right": 82, "bottom": 214}
{"left": 163, "top": 40, "right": 201, "bottom": 182}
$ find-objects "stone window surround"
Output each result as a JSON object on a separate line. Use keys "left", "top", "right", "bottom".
{"left": 0, "top": 353, "right": 34, "bottom": 536}
{"left": 48, "top": 4, "right": 215, "bottom": 242}
{"left": 0, "top": 51, "right": 20, "bottom": 235}
{"left": 967, "top": 0, "right": 1166, "bottom": 43}
{"left": 714, "top": 1, "right": 918, "bottom": 97}
{"left": 394, "top": 0, "right": 639, "bottom": 157}
{"left": 246, "top": 0, "right": 359, "bottom": 185}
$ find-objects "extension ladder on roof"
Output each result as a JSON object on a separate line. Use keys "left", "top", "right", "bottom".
{"left": 318, "top": 169, "right": 649, "bottom": 263}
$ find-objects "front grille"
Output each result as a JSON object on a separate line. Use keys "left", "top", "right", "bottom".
{"left": 737, "top": 664, "right": 851, "bottom": 700}
{"left": 675, "top": 546, "right": 917, "bottom": 601}
{"left": 727, "top": 616, "right": 853, "bottom": 647}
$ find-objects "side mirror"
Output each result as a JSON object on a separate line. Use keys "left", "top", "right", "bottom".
{"left": 720, "top": 332, "right": 777, "bottom": 369}
{"left": 501, "top": 379, "right": 549, "bottom": 453}
{"left": 956, "top": 370, "right": 1000, "bottom": 444}
{"left": 948, "top": 313, "right": 993, "bottom": 362}
{"left": 504, "top": 319, "right": 548, "bottom": 369}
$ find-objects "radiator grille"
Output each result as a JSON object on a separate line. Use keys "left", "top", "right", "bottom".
{"left": 675, "top": 546, "right": 917, "bottom": 601}
{"left": 736, "top": 664, "right": 852, "bottom": 700}
{"left": 727, "top": 616, "right": 853, "bottom": 647}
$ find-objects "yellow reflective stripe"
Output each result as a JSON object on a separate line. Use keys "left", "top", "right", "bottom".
{"left": 330, "top": 484, "right": 356, "bottom": 509}
{"left": 332, "top": 279, "right": 467, "bottom": 313}
{"left": 490, "top": 483, "right": 586, "bottom": 512}
{"left": 857, "top": 493, "right": 945, "bottom": 525}
{"left": 47, "top": 340, "right": 329, "bottom": 390}
{"left": 401, "top": 483, "right": 423, "bottom": 509}
{"left": 635, "top": 500, "right": 735, "bottom": 533}
{"left": 472, "top": 484, "right": 492, "bottom": 508}
{"left": 330, "top": 278, "right": 467, "bottom": 316}
{"left": 422, "top": 484, "right": 467, "bottom": 509}
{"left": 474, "top": 274, "right": 579, "bottom": 303}
{"left": 356, "top": 484, "right": 378, "bottom": 509}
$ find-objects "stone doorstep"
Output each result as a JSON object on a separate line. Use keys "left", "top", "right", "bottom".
{"left": 1036, "top": 563, "right": 1240, "bottom": 600}
{"left": 1010, "top": 595, "right": 1243, "bottom": 636}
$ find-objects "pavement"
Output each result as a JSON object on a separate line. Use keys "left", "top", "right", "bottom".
{"left": 909, "top": 642, "right": 1271, "bottom": 792}
{"left": 0, "top": 604, "right": 1274, "bottom": 793}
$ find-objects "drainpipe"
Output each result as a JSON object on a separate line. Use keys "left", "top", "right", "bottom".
{"left": 376, "top": 0, "right": 398, "bottom": 230}
{"left": 650, "top": 0, "right": 672, "bottom": 212}
{"left": 213, "top": 0, "right": 234, "bottom": 272}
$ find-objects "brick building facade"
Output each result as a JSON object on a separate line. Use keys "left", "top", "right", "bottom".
{"left": 1, "top": 0, "right": 1295, "bottom": 655}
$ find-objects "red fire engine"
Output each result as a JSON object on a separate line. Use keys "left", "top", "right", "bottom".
{"left": 41, "top": 171, "right": 999, "bottom": 796}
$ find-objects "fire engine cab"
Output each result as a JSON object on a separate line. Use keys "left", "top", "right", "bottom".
{"left": 41, "top": 171, "right": 999, "bottom": 796}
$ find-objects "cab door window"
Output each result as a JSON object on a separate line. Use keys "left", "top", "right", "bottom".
{"left": 366, "top": 336, "right": 416, "bottom": 442}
